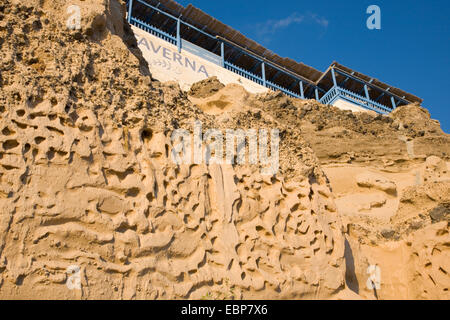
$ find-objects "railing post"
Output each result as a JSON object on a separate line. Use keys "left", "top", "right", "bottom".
{"left": 299, "top": 81, "right": 304, "bottom": 99}
{"left": 220, "top": 42, "right": 225, "bottom": 67}
{"left": 391, "top": 96, "right": 396, "bottom": 109}
{"left": 128, "top": 0, "right": 133, "bottom": 23}
{"left": 331, "top": 68, "right": 337, "bottom": 87}
{"left": 262, "top": 62, "right": 266, "bottom": 87}
{"left": 364, "top": 84, "right": 370, "bottom": 100}
{"left": 315, "top": 88, "right": 319, "bottom": 100}
{"left": 177, "top": 18, "right": 181, "bottom": 53}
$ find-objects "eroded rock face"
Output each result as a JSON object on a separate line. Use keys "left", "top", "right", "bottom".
{"left": 356, "top": 172, "right": 397, "bottom": 195}
{"left": 0, "top": 0, "right": 347, "bottom": 299}
{"left": 188, "top": 76, "right": 225, "bottom": 99}
{"left": 0, "top": 0, "right": 448, "bottom": 301}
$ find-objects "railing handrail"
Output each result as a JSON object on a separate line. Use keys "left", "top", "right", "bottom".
{"left": 319, "top": 86, "right": 390, "bottom": 114}
{"left": 337, "top": 86, "right": 390, "bottom": 113}
{"left": 224, "top": 61, "right": 263, "bottom": 82}
{"left": 131, "top": 17, "right": 177, "bottom": 42}
{"left": 319, "top": 86, "right": 338, "bottom": 105}
{"left": 266, "top": 80, "right": 300, "bottom": 98}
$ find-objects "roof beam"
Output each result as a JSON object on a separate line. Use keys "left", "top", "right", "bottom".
{"left": 209, "top": 41, "right": 220, "bottom": 53}
{"left": 299, "top": 81, "right": 305, "bottom": 99}
{"left": 374, "top": 92, "right": 385, "bottom": 102}
{"left": 228, "top": 51, "right": 243, "bottom": 64}
{"left": 249, "top": 61, "right": 261, "bottom": 74}
{"left": 307, "top": 84, "right": 317, "bottom": 99}
{"left": 334, "top": 68, "right": 410, "bottom": 105}
{"left": 331, "top": 68, "right": 337, "bottom": 87}
{"left": 338, "top": 72, "right": 354, "bottom": 87}
{"left": 168, "top": 17, "right": 179, "bottom": 34}
{"left": 288, "top": 81, "right": 297, "bottom": 91}
{"left": 189, "top": 30, "right": 204, "bottom": 44}
{"left": 269, "top": 71, "right": 281, "bottom": 83}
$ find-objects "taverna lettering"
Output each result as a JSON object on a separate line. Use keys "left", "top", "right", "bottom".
{"left": 136, "top": 34, "right": 210, "bottom": 77}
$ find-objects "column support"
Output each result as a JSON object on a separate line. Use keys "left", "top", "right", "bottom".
{"left": 299, "top": 81, "right": 305, "bottom": 99}
{"left": 177, "top": 18, "right": 181, "bottom": 53}
{"left": 391, "top": 96, "right": 396, "bottom": 109}
{"left": 220, "top": 42, "right": 225, "bottom": 67}
{"left": 262, "top": 62, "right": 266, "bottom": 87}
{"left": 128, "top": 0, "right": 133, "bottom": 23}
{"left": 331, "top": 68, "right": 337, "bottom": 87}
{"left": 315, "top": 88, "right": 319, "bottom": 100}
{"left": 364, "top": 85, "right": 370, "bottom": 100}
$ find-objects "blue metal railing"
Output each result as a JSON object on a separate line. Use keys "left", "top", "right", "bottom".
{"left": 130, "top": 17, "right": 177, "bottom": 45}
{"left": 224, "top": 61, "right": 264, "bottom": 85}
{"left": 224, "top": 62, "right": 303, "bottom": 98}
{"left": 319, "top": 86, "right": 391, "bottom": 114}
{"left": 320, "top": 86, "right": 338, "bottom": 105}
{"left": 266, "top": 80, "right": 301, "bottom": 99}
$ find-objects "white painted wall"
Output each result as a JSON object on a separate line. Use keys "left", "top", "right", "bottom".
{"left": 331, "top": 98, "right": 369, "bottom": 113}
{"left": 132, "top": 26, "right": 269, "bottom": 94}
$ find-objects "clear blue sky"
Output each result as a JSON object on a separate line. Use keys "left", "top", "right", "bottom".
{"left": 176, "top": 0, "right": 450, "bottom": 132}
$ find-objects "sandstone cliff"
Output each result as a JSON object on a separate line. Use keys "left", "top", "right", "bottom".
{"left": 0, "top": 0, "right": 448, "bottom": 300}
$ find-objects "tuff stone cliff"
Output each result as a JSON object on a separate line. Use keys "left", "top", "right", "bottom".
{"left": 189, "top": 78, "right": 450, "bottom": 299}
{"left": 0, "top": 0, "right": 448, "bottom": 300}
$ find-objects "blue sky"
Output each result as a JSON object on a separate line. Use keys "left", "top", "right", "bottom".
{"left": 176, "top": 0, "right": 450, "bottom": 132}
